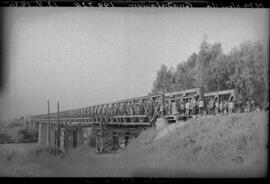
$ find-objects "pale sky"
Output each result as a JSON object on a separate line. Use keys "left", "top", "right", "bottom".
{"left": 0, "top": 8, "right": 268, "bottom": 121}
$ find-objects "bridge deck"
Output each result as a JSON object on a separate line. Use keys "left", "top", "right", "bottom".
{"left": 32, "top": 117, "right": 94, "bottom": 122}
{"left": 31, "top": 118, "right": 151, "bottom": 126}
{"left": 113, "top": 115, "right": 147, "bottom": 118}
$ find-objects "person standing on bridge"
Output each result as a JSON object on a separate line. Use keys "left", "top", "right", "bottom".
{"left": 185, "top": 100, "right": 190, "bottom": 116}
{"left": 92, "top": 107, "right": 95, "bottom": 119}
{"left": 106, "top": 105, "right": 110, "bottom": 118}
{"left": 110, "top": 104, "right": 114, "bottom": 116}
{"left": 228, "top": 99, "right": 234, "bottom": 114}
{"left": 189, "top": 99, "right": 193, "bottom": 116}
{"left": 168, "top": 99, "right": 173, "bottom": 116}
{"left": 192, "top": 97, "right": 197, "bottom": 115}
{"left": 214, "top": 97, "right": 219, "bottom": 115}
{"left": 135, "top": 102, "right": 140, "bottom": 115}
{"left": 98, "top": 106, "right": 102, "bottom": 116}
{"left": 206, "top": 99, "right": 210, "bottom": 115}
{"left": 264, "top": 101, "right": 269, "bottom": 111}
{"left": 115, "top": 104, "right": 119, "bottom": 116}
{"left": 255, "top": 104, "right": 261, "bottom": 112}
{"left": 90, "top": 107, "right": 94, "bottom": 119}
{"left": 113, "top": 104, "right": 117, "bottom": 116}
{"left": 180, "top": 100, "right": 185, "bottom": 116}
{"left": 190, "top": 98, "right": 194, "bottom": 115}
{"left": 95, "top": 106, "right": 98, "bottom": 118}
{"left": 250, "top": 99, "right": 256, "bottom": 112}
{"left": 127, "top": 102, "right": 130, "bottom": 115}
{"left": 237, "top": 99, "right": 243, "bottom": 113}
{"left": 112, "top": 104, "right": 115, "bottom": 117}
{"left": 119, "top": 103, "right": 124, "bottom": 116}
{"left": 209, "top": 98, "right": 214, "bottom": 115}
{"left": 223, "top": 100, "right": 227, "bottom": 114}
{"left": 102, "top": 105, "right": 106, "bottom": 116}
{"left": 138, "top": 100, "right": 144, "bottom": 115}
{"left": 172, "top": 100, "right": 178, "bottom": 115}
{"left": 244, "top": 101, "right": 250, "bottom": 113}
{"left": 164, "top": 101, "right": 169, "bottom": 116}
{"left": 129, "top": 102, "right": 134, "bottom": 116}
{"left": 160, "top": 100, "right": 165, "bottom": 117}
{"left": 92, "top": 106, "right": 96, "bottom": 118}
{"left": 219, "top": 101, "right": 224, "bottom": 115}
{"left": 198, "top": 98, "right": 204, "bottom": 115}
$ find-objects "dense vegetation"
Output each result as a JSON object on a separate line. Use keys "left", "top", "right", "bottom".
{"left": 16, "top": 128, "right": 38, "bottom": 143}
{"left": 0, "top": 121, "right": 38, "bottom": 144}
{"left": 151, "top": 39, "right": 268, "bottom": 107}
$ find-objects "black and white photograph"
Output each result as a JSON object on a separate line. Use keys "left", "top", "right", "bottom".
{"left": 0, "top": 6, "right": 269, "bottom": 178}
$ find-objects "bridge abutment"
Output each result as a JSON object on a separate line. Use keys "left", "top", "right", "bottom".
{"left": 155, "top": 118, "right": 167, "bottom": 131}
{"left": 38, "top": 123, "right": 47, "bottom": 145}
{"left": 77, "top": 127, "right": 85, "bottom": 145}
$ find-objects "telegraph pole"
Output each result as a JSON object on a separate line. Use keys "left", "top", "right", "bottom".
{"left": 47, "top": 100, "right": 51, "bottom": 148}
{"left": 57, "top": 102, "right": 60, "bottom": 149}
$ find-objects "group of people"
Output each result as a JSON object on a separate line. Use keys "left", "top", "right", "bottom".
{"left": 52, "top": 95, "right": 265, "bottom": 121}
{"left": 160, "top": 95, "right": 263, "bottom": 117}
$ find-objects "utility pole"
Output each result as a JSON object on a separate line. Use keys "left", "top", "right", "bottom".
{"left": 57, "top": 102, "right": 60, "bottom": 149}
{"left": 65, "top": 121, "right": 68, "bottom": 153}
{"left": 47, "top": 100, "right": 51, "bottom": 148}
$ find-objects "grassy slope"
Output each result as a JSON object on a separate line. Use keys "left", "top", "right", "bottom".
{"left": 0, "top": 112, "right": 268, "bottom": 177}
{"left": 122, "top": 111, "right": 268, "bottom": 177}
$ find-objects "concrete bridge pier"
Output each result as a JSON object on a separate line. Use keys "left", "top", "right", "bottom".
{"left": 24, "top": 121, "right": 29, "bottom": 128}
{"left": 38, "top": 122, "right": 59, "bottom": 147}
{"left": 30, "top": 121, "right": 34, "bottom": 129}
{"left": 49, "top": 123, "right": 57, "bottom": 148}
{"left": 59, "top": 128, "right": 65, "bottom": 152}
{"left": 76, "top": 127, "right": 85, "bottom": 145}
{"left": 34, "top": 122, "right": 39, "bottom": 129}
{"left": 38, "top": 123, "right": 48, "bottom": 145}
{"left": 85, "top": 127, "right": 93, "bottom": 146}
{"left": 37, "top": 121, "right": 90, "bottom": 151}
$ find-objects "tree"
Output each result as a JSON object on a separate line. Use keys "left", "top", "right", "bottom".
{"left": 227, "top": 41, "right": 268, "bottom": 104}
{"left": 174, "top": 56, "right": 197, "bottom": 91}
{"left": 151, "top": 64, "right": 174, "bottom": 94}
{"left": 150, "top": 39, "right": 268, "bottom": 107}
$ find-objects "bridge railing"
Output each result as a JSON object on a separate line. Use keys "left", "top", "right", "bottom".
{"left": 30, "top": 88, "right": 202, "bottom": 122}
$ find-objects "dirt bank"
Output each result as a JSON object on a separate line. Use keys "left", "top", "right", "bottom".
{"left": 0, "top": 112, "right": 268, "bottom": 177}
{"left": 122, "top": 111, "right": 268, "bottom": 177}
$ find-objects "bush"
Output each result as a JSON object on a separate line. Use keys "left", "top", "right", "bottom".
{"left": 17, "top": 128, "right": 38, "bottom": 143}
{"left": 0, "top": 133, "right": 15, "bottom": 144}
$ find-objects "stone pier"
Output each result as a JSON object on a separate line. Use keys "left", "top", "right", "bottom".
{"left": 38, "top": 123, "right": 48, "bottom": 145}
{"left": 38, "top": 122, "right": 57, "bottom": 146}
{"left": 37, "top": 121, "right": 90, "bottom": 151}
{"left": 155, "top": 118, "right": 167, "bottom": 131}
{"left": 77, "top": 127, "right": 85, "bottom": 145}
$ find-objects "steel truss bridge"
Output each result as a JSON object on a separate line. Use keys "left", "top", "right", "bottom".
{"left": 28, "top": 87, "right": 235, "bottom": 153}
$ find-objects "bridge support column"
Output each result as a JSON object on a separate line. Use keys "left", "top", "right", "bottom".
{"left": 155, "top": 118, "right": 167, "bottom": 131}
{"left": 59, "top": 128, "right": 65, "bottom": 152}
{"left": 77, "top": 127, "right": 85, "bottom": 145}
{"left": 49, "top": 124, "right": 57, "bottom": 148}
{"left": 38, "top": 123, "right": 48, "bottom": 145}
{"left": 112, "top": 132, "right": 119, "bottom": 151}
{"left": 31, "top": 121, "right": 34, "bottom": 129}
{"left": 34, "top": 122, "right": 39, "bottom": 129}
{"left": 24, "top": 121, "right": 29, "bottom": 128}
{"left": 46, "top": 123, "right": 50, "bottom": 147}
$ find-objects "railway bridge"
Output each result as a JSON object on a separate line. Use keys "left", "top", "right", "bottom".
{"left": 26, "top": 87, "right": 235, "bottom": 153}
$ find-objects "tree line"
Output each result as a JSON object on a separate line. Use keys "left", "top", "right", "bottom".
{"left": 150, "top": 39, "right": 268, "bottom": 107}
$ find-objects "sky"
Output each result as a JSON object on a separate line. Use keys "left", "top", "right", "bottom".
{"left": 0, "top": 8, "right": 268, "bottom": 121}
